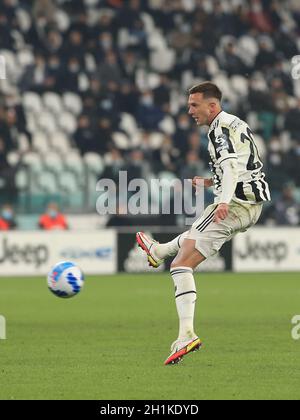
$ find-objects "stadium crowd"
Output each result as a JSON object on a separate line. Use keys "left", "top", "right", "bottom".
{"left": 0, "top": 0, "right": 300, "bottom": 226}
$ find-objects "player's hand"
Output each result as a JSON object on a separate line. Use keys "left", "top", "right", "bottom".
{"left": 214, "top": 203, "right": 229, "bottom": 224}
{"left": 192, "top": 177, "right": 213, "bottom": 189}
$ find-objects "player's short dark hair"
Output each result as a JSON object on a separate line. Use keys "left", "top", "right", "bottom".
{"left": 189, "top": 82, "right": 222, "bottom": 101}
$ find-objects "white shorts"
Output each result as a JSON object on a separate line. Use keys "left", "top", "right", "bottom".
{"left": 188, "top": 200, "right": 263, "bottom": 259}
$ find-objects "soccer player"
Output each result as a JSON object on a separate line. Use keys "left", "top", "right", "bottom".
{"left": 136, "top": 82, "right": 271, "bottom": 365}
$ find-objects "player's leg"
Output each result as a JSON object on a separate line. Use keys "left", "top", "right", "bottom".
{"left": 164, "top": 202, "right": 263, "bottom": 364}
{"left": 171, "top": 238, "right": 206, "bottom": 269}
{"left": 164, "top": 203, "right": 223, "bottom": 364}
{"left": 171, "top": 239, "right": 206, "bottom": 341}
{"left": 136, "top": 231, "right": 190, "bottom": 268}
{"left": 164, "top": 239, "right": 205, "bottom": 365}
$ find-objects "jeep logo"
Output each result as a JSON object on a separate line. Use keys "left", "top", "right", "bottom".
{"left": 0, "top": 238, "right": 49, "bottom": 268}
{"left": 235, "top": 237, "right": 288, "bottom": 264}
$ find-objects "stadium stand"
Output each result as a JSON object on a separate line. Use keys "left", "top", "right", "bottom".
{"left": 0, "top": 0, "right": 299, "bottom": 225}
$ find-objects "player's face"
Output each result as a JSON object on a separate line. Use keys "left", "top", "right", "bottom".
{"left": 188, "top": 93, "right": 211, "bottom": 126}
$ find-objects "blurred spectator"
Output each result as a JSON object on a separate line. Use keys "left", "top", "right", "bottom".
{"left": 139, "top": 131, "right": 154, "bottom": 161}
{"left": 135, "top": 91, "right": 165, "bottom": 130}
{"left": 267, "top": 60, "right": 294, "bottom": 96}
{"left": 117, "top": 81, "right": 139, "bottom": 114}
{"left": 0, "top": 12, "right": 14, "bottom": 49}
{"left": 153, "top": 74, "right": 171, "bottom": 112}
{"left": 97, "top": 83, "right": 120, "bottom": 126}
{"left": 101, "top": 148, "right": 124, "bottom": 184}
{"left": 248, "top": 0, "right": 274, "bottom": 33}
{"left": 94, "top": 32, "right": 115, "bottom": 63}
{"left": 266, "top": 137, "right": 290, "bottom": 192}
{"left": 46, "top": 54, "right": 64, "bottom": 92}
{"left": 83, "top": 78, "right": 103, "bottom": 119}
{"left": 5, "top": 108, "right": 23, "bottom": 149}
{"left": 128, "top": 17, "right": 149, "bottom": 58}
{"left": 221, "top": 42, "right": 248, "bottom": 76}
{"left": 43, "top": 30, "right": 64, "bottom": 55}
{"left": 0, "top": 109, "right": 15, "bottom": 151}
{"left": 39, "top": 203, "right": 69, "bottom": 230}
{"left": 19, "top": 53, "right": 48, "bottom": 93}
{"left": 74, "top": 114, "right": 113, "bottom": 155}
{"left": 73, "top": 115, "right": 95, "bottom": 156}
{"left": 274, "top": 29, "right": 298, "bottom": 59}
{"left": 120, "top": 50, "right": 139, "bottom": 82}
{"left": 211, "top": 1, "right": 238, "bottom": 37}
{"left": 270, "top": 78, "right": 290, "bottom": 113}
{"left": 116, "top": 0, "right": 142, "bottom": 29}
{"left": 285, "top": 142, "right": 300, "bottom": 187}
{"left": 263, "top": 185, "right": 300, "bottom": 226}
{"left": 187, "top": 131, "right": 210, "bottom": 169}
{"left": 1, "top": 0, "right": 17, "bottom": 25}
{"left": 63, "top": 30, "right": 86, "bottom": 64}
{"left": 285, "top": 99, "right": 300, "bottom": 139}
{"left": 0, "top": 138, "right": 17, "bottom": 204}
{"left": 0, "top": 99, "right": 32, "bottom": 149}
{"left": 97, "top": 51, "right": 122, "bottom": 87}
{"left": 231, "top": 4, "right": 251, "bottom": 36}
{"left": 0, "top": 204, "right": 17, "bottom": 230}
{"left": 173, "top": 112, "right": 192, "bottom": 155}
{"left": 180, "top": 150, "right": 205, "bottom": 182}
{"left": 255, "top": 37, "right": 277, "bottom": 71}
{"left": 61, "top": 57, "right": 82, "bottom": 92}
{"left": 191, "top": 56, "right": 211, "bottom": 81}
{"left": 123, "top": 149, "right": 149, "bottom": 182}
{"left": 152, "top": 135, "right": 180, "bottom": 173}
{"left": 5, "top": 95, "right": 32, "bottom": 145}
{"left": 95, "top": 117, "right": 113, "bottom": 153}
{"left": 152, "top": 1, "right": 176, "bottom": 34}
{"left": 248, "top": 75, "right": 275, "bottom": 112}
{"left": 91, "top": 10, "right": 116, "bottom": 44}
{"left": 32, "top": 0, "right": 56, "bottom": 25}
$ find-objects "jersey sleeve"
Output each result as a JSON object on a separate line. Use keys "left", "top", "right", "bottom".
{"left": 209, "top": 125, "right": 238, "bottom": 165}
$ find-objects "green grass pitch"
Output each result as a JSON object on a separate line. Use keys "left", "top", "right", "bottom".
{"left": 0, "top": 272, "right": 300, "bottom": 400}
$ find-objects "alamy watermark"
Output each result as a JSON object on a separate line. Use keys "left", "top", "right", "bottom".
{"left": 0, "top": 315, "right": 6, "bottom": 340}
{"left": 96, "top": 172, "right": 206, "bottom": 225}
{"left": 291, "top": 315, "right": 300, "bottom": 341}
{"left": 291, "top": 55, "right": 300, "bottom": 80}
{"left": 0, "top": 55, "right": 6, "bottom": 80}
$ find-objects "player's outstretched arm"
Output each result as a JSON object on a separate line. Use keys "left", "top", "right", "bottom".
{"left": 214, "top": 203, "right": 229, "bottom": 224}
{"left": 192, "top": 176, "right": 213, "bottom": 188}
{"left": 213, "top": 159, "right": 238, "bottom": 223}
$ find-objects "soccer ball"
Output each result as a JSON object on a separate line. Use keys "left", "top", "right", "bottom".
{"left": 47, "top": 261, "right": 84, "bottom": 298}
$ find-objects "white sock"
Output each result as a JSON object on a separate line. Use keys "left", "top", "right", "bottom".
{"left": 155, "top": 231, "right": 190, "bottom": 260}
{"left": 170, "top": 266, "right": 197, "bottom": 341}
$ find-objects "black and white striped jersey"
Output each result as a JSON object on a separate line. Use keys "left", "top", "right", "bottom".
{"left": 208, "top": 111, "right": 271, "bottom": 205}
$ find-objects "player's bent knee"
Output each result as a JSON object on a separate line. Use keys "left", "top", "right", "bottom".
{"left": 170, "top": 248, "right": 206, "bottom": 270}
{"left": 170, "top": 259, "right": 190, "bottom": 270}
